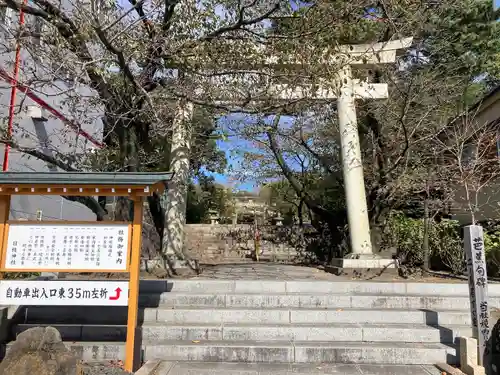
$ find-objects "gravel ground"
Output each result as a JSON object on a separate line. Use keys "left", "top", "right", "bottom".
{"left": 80, "top": 361, "right": 133, "bottom": 375}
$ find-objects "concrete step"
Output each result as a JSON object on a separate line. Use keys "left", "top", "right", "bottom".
{"left": 8, "top": 340, "right": 456, "bottom": 364}
{"left": 136, "top": 279, "right": 500, "bottom": 296}
{"left": 13, "top": 322, "right": 472, "bottom": 343}
{"left": 139, "top": 361, "right": 443, "bottom": 375}
{"left": 154, "top": 323, "right": 467, "bottom": 344}
{"left": 143, "top": 340, "right": 457, "bottom": 365}
{"left": 17, "top": 306, "right": 475, "bottom": 326}
{"left": 141, "top": 292, "right": 500, "bottom": 310}
{"left": 154, "top": 307, "right": 476, "bottom": 326}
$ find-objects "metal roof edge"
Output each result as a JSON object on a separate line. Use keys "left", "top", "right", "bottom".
{"left": 0, "top": 172, "right": 174, "bottom": 186}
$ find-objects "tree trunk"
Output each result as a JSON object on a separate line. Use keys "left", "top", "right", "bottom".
{"left": 162, "top": 100, "right": 194, "bottom": 261}
{"left": 114, "top": 120, "right": 140, "bottom": 222}
{"left": 422, "top": 196, "right": 431, "bottom": 271}
{"left": 147, "top": 193, "right": 164, "bottom": 242}
{"left": 297, "top": 198, "right": 304, "bottom": 227}
{"left": 369, "top": 204, "right": 391, "bottom": 253}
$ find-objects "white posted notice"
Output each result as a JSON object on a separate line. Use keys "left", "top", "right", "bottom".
{"left": 0, "top": 280, "right": 129, "bottom": 306}
{"left": 3, "top": 223, "right": 130, "bottom": 271}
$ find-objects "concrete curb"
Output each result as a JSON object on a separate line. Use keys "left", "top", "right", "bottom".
{"left": 459, "top": 337, "right": 486, "bottom": 375}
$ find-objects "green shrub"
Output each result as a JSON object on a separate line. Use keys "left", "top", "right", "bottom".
{"left": 433, "top": 219, "right": 464, "bottom": 275}
{"left": 484, "top": 227, "right": 500, "bottom": 277}
{"left": 386, "top": 213, "right": 464, "bottom": 274}
{"left": 386, "top": 213, "right": 425, "bottom": 265}
{"left": 386, "top": 213, "right": 500, "bottom": 277}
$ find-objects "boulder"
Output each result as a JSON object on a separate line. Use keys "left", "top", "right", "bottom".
{"left": 0, "top": 326, "right": 78, "bottom": 375}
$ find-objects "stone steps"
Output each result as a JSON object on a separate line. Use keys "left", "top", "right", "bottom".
{"left": 13, "top": 322, "right": 472, "bottom": 343}
{"left": 135, "top": 279, "right": 500, "bottom": 296}
{"left": 6, "top": 279, "right": 489, "bottom": 365}
{"left": 142, "top": 340, "right": 457, "bottom": 365}
{"left": 139, "top": 292, "right": 500, "bottom": 310}
{"left": 151, "top": 307, "right": 475, "bottom": 326}
{"left": 17, "top": 306, "right": 477, "bottom": 325}
{"left": 136, "top": 361, "right": 443, "bottom": 375}
{"left": 8, "top": 340, "right": 455, "bottom": 365}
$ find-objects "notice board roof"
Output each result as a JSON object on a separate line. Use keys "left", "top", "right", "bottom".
{"left": 0, "top": 172, "right": 174, "bottom": 196}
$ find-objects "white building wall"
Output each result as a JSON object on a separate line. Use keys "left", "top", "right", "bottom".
{"left": 0, "top": 9, "right": 104, "bottom": 221}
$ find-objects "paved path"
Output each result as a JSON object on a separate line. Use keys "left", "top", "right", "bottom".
{"left": 150, "top": 362, "right": 443, "bottom": 375}
{"left": 193, "top": 263, "right": 465, "bottom": 283}
{"left": 194, "top": 263, "right": 339, "bottom": 280}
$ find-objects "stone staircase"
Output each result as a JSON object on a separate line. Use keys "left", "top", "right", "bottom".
{"left": 7, "top": 279, "right": 500, "bottom": 365}
{"left": 183, "top": 225, "right": 300, "bottom": 263}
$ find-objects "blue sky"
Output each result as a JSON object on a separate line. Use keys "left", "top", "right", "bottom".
{"left": 496, "top": 0, "right": 500, "bottom": 9}
{"left": 207, "top": 115, "right": 276, "bottom": 192}
{"left": 206, "top": 114, "right": 301, "bottom": 192}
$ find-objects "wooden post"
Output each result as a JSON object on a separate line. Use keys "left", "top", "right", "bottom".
{"left": 464, "top": 225, "right": 491, "bottom": 366}
{"left": 76, "top": 361, "right": 84, "bottom": 375}
{"left": 124, "top": 197, "right": 143, "bottom": 372}
{"left": 0, "top": 196, "right": 11, "bottom": 280}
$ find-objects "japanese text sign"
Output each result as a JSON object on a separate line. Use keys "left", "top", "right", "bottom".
{"left": 464, "top": 225, "right": 490, "bottom": 365}
{"left": 0, "top": 280, "right": 129, "bottom": 306}
{"left": 3, "top": 222, "right": 130, "bottom": 272}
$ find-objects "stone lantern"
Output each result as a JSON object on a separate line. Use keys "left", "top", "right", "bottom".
{"left": 208, "top": 210, "right": 220, "bottom": 225}
{"left": 274, "top": 215, "right": 283, "bottom": 226}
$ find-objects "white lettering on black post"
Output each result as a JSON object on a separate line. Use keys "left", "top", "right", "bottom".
{"left": 464, "top": 225, "right": 491, "bottom": 366}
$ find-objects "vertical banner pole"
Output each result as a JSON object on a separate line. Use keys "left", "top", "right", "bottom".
{"left": 125, "top": 197, "right": 143, "bottom": 372}
{"left": 464, "top": 224, "right": 491, "bottom": 366}
{"left": 0, "top": 196, "right": 11, "bottom": 280}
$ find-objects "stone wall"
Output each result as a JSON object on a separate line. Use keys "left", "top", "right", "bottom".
{"left": 183, "top": 224, "right": 308, "bottom": 263}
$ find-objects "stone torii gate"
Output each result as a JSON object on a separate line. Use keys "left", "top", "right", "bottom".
{"left": 164, "top": 38, "right": 412, "bottom": 270}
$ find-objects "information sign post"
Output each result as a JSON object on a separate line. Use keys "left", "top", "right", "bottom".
{"left": 0, "top": 172, "right": 173, "bottom": 372}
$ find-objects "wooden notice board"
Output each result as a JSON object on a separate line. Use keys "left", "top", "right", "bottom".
{"left": 0, "top": 171, "right": 175, "bottom": 372}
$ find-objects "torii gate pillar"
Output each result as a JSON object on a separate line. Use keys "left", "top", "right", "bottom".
{"left": 330, "top": 38, "right": 413, "bottom": 274}
{"left": 337, "top": 66, "right": 373, "bottom": 257}
{"left": 255, "top": 38, "right": 412, "bottom": 269}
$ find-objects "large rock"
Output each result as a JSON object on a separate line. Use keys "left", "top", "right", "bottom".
{"left": 0, "top": 326, "right": 78, "bottom": 375}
